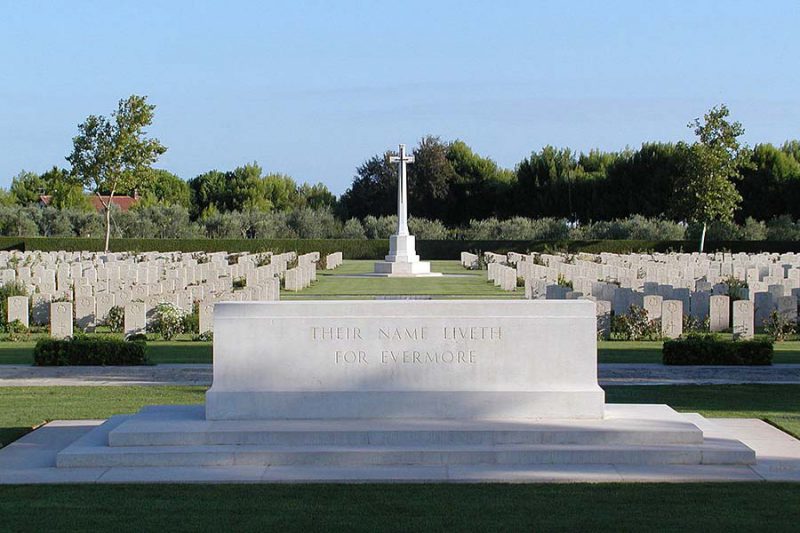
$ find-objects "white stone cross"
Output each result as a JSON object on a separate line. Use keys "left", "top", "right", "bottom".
{"left": 389, "top": 144, "right": 414, "bottom": 236}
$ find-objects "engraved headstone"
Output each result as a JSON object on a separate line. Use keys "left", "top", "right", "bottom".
{"left": 199, "top": 301, "right": 214, "bottom": 334}
{"left": 74, "top": 296, "right": 96, "bottom": 331}
{"left": 595, "top": 300, "right": 611, "bottom": 340}
{"left": 661, "top": 300, "right": 683, "bottom": 339}
{"left": 643, "top": 295, "right": 663, "bottom": 321}
{"left": 124, "top": 301, "right": 147, "bottom": 337}
{"left": 7, "top": 296, "right": 28, "bottom": 327}
{"left": 709, "top": 295, "right": 730, "bottom": 332}
{"left": 732, "top": 300, "right": 754, "bottom": 340}
{"left": 50, "top": 301, "right": 73, "bottom": 339}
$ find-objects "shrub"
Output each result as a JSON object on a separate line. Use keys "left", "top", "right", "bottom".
{"left": 612, "top": 305, "right": 660, "bottom": 340}
{"left": 764, "top": 310, "right": 796, "bottom": 342}
{"left": 682, "top": 314, "right": 709, "bottom": 333}
{"left": 183, "top": 304, "right": 199, "bottom": 334}
{"left": 4, "top": 319, "right": 29, "bottom": 342}
{"left": 151, "top": 302, "right": 186, "bottom": 340}
{"left": 192, "top": 331, "right": 213, "bottom": 341}
{"left": 662, "top": 334, "right": 773, "bottom": 365}
{"left": 34, "top": 336, "right": 148, "bottom": 366}
{"left": 105, "top": 305, "right": 125, "bottom": 333}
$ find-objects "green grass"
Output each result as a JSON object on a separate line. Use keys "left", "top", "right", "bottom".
{"left": 0, "top": 384, "right": 797, "bottom": 531}
{"left": 281, "top": 260, "right": 523, "bottom": 298}
{"left": 0, "top": 483, "right": 798, "bottom": 532}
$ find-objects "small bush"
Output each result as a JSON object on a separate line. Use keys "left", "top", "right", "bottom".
{"left": 151, "top": 302, "right": 186, "bottom": 340}
{"left": 183, "top": 304, "right": 199, "bottom": 334}
{"left": 611, "top": 305, "right": 660, "bottom": 340}
{"left": 764, "top": 310, "right": 796, "bottom": 342}
{"left": 105, "top": 305, "right": 125, "bottom": 333}
{"left": 4, "top": 319, "right": 29, "bottom": 342}
{"left": 683, "top": 314, "right": 709, "bottom": 333}
{"left": 662, "top": 334, "right": 773, "bottom": 365}
{"left": 192, "top": 331, "right": 213, "bottom": 342}
{"left": 34, "top": 336, "right": 148, "bottom": 366}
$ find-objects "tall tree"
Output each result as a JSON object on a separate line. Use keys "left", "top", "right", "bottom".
{"left": 673, "top": 104, "right": 746, "bottom": 252}
{"left": 67, "top": 95, "right": 166, "bottom": 252}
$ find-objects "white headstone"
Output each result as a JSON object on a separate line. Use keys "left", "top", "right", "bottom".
{"left": 124, "top": 301, "right": 146, "bottom": 337}
{"left": 661, "top": 300, "right": 683, "bottom": 339}
{"left": 709, "top": 295, "right": 730, "bottom": 332}
{"left": 6, "top": 296, "right": 28, "bottom": 327}
{"left": 732, "top": 300, "right": 754, "bottom": 340}
{"left": 50, "top": 302, "right": 73, "bottom": 339}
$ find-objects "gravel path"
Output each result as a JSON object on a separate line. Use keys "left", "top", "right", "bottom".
{"left": 1, "top": 364, "right": 799, "bottom": 387}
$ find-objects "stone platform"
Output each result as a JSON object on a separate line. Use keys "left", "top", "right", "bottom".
{"left": 53, "top": 404, "right": 755, "bottom": 470}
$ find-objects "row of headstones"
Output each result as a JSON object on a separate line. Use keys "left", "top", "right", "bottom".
{"left": 0, "top": 250, "right": 299, "bottom": 301}
{"left": 487, "top": 263, "right": 517, "bottom": 291}
{"left": 516, "top": 252, "right": 800, "bottom": 292}
{"left": 593, "top": 297, "right": 756, "bottom": 340}
{"left": 6, "top": 278, "right": 282, "bottom": 336}
{"left": 324, "top": 252, "right": 343, "bottom": 269}
{"left": 528, "top": 276, "right": 792, "bottom": 328}
{"left": 477, "top": 250, "right": 800, "bottom": 326}
{"left": 284, "top": 253, "right": 319, "bottom": 292}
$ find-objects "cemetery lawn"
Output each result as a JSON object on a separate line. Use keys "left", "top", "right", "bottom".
{"left": 0, "top": 482, "right": 798, "bottom": 533}
{"left": 1, "top": 384, "right": 798, "bottom": 448}
{"left": 281, "top": 260, "right": 523, "bottom": 298}
{"left": 0, "top": 385, "right": 798, "bottom": 531}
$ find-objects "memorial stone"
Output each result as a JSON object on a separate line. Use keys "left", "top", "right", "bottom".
{"left": 661, "top": 300, "right": 683, "bottom": 339}
{"left": 7, "top": 296, "right": 28, "bottom": 327}
{"left": 733, "top": 300, "right": 755, "bottom": 340}
{"left": 709, "top": 295, "right": 730, "bottom": 332}
{"left": 50, "top": 302, "right": 73, "bottom": 339}
{"left": 124, "top": 301, "right": 146, "bottom": 337}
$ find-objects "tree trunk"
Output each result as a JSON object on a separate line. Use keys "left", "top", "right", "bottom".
{"left": 104, "top": 207, "right": 111, "bottom": 253}
{"left": 699, "top": 221, "right": 707, "bottom": 253}
{"left": 98, "top": 191, "right": 114, "bottom": 254}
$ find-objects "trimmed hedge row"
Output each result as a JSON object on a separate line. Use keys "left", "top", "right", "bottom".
{"left": 5, "top": 236, "right": 800, "bottom": 259}
{"left": 33, "top": 336, "right": 148, "bottom": 366}
{"left": 662, "top": 336, "right": 773, "bottom": 366}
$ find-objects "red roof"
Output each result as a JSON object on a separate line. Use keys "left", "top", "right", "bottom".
{"left": 39, "top": 194, "right": 139, "bottom": 212}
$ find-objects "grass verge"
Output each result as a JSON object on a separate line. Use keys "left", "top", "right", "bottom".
{"left": 0, "top": 483, "right": 798, "bottom": 533}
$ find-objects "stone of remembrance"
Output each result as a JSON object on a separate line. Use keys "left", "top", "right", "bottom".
{"left": 56, "top": 300, "right": 755, "bottom": 478}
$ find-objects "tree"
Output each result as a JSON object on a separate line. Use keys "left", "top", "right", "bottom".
{"left": 673, "top": 104, "right": 746, "bottom": 252}
{"left": 137, "top": 169, "right": 191, "bottom": 207}
{"left": 9, "top": 170, "right": 47, "bottom": 206}
{"left": 66, "top": 95, "right": 167, "bottom": 252}
{"left": 41, "top": 167, "right": 94, "bottom": 211}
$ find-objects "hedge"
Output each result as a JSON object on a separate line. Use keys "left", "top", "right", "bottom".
{"left": 6, "top": 237, "right": 800, "bottom": 259}
{"left": 33, "top": 336, "right": 148, "bottom": 366}
{"left": 662, "top": 336, "right": 773, "bottom": 366}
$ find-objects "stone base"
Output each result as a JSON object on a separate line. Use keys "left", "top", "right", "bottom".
{"left": 55, "top": 404, "right": 756, "bottom": 469}
{"left": 372, "top": 260, "right": 442, "bottom": 277}
{"left": 205, "top": 390, "right": 605, "bottom": 420}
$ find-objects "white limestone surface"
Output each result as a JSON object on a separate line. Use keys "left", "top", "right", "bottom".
{"left": 206, "top": 300, "right": 604, "bottom": 420}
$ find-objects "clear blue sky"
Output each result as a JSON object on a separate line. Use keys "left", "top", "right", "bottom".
{"left": 1, "top": 0, "right": 798, "bottom": 195}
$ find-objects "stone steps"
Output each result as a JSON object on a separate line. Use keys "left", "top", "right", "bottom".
{"left": 107, "top": 406, "right": 704, "bottom": 448}
{"left": 55, "top": 406, "right": 757, "bottom": 469}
